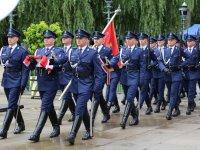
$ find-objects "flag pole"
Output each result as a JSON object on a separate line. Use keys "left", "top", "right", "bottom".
{"left": 102, "top": 5, "right": 121, "bottom": 33}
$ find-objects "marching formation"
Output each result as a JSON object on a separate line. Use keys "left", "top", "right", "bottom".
{"left": 0, "top": 27, "right": 200, "bottom": 145}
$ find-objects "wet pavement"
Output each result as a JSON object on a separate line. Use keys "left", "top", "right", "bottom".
{"left": 0, "top": 91, "right": 200, "bottom": 150}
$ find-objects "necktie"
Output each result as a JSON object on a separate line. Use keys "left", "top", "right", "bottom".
{"left": 96, "top": 46, "right": 99, "bottom": 52}
{"left": 170, "top": 47, "right": 173, "bottom": 55}
{"left": 8, "top": 47, "right": 12, "bottom": 56}
{"left": 189, "top": 48, "right": 192, "bottom": 53}
{"left": 79, "top": 48, "right": 83, "bottom": 54}
{"left": 45, "top": 48, "right": 50, "bottom": 53}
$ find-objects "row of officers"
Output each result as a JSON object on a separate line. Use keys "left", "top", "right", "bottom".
{"left": 0, "top": 27, "right": 199, "bottom": 145}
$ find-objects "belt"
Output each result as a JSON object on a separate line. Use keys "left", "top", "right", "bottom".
{"left": 126, "top": 66, "right": 139, "bottom": 71}
{"left": 186, "top": 66, "right": 197, "bottom": 71}
{"left": 62, "top": 67, "right": 72, "bottom": 73}
{"left": 4, "top": 67, "right": 21, "bottom": 73}
{"left": 169, "top": 66, "right": 181, "bottom": 72}
{"left": 36, "top": 68, "right": 56, "bottom": 76}
{"left": 74, "top": 72, "right": 92, "bottom": 78}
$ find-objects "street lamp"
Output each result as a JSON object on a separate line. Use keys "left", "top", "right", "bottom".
{"left": 104, "top": 0, "right": 113, "bottom": 23}
{"left": 179, "top": 2, "right": 188, "bottom": 40}
{"left": 9, "top": 12, "right": 15, "bottom": 28}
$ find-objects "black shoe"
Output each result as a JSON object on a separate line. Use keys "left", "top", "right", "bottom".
{"left": 13, "top": 109, "right": 25, "bottom": 134}
{"left": 121, "top": 99, "right": 125, "bottom": 105}
{"left": 67, "top": 133, "right": 76, "bottom": 145}
{"left": 145, "top": 106, "right": 153, "bottom": 115}
{"left": 82, "top": 131, "right": 92, "bottom": 140}
{"left": 49, "top": 126, "right": 60, "bottom": 138}
{"left": 161, "top": 100, "right": 167, "bottom": 110}
{"left": 172, "top": 107, "right": 180, "bottom": 117}
{"left": 186, "top": 103, "right": 192, "bottom": 115}
{"left": 66, "top": 115, "right": 82, "bottom": 145}
{"left": 49, "top": 109, "right": 60, "bottom": 138}
{"left": 0, "top": 109, "right": 15, "bottom": 139}
{"left": 101, "top": 114, "right": 110, "bottom": 123}
{"left": 120, "top": 101, "right": 133, "bottom": 129}
{"left": 29, "top": 134, "right": 40, "bottom": 143}
{"left": 190, "top": 101, "right": 196, "bottom": 112}
{"left": 166, "top": 107, "right": 172, "bottom": 120}
{"left": 112, "top": 105, "right": 120, "bottom": 113}
{"left": 28, "top": 111, "right": 48, "bottom": 142}
{"left": 13, "top": 123, "right": 25, "bottom": 134}
{"left": 57, "top": 100, "right": 68, "bottom": 125}
{"left": 154, "top": 103, "right": 161, "bottom": 113}
{"left": 129, "top": 106, "right": 139, "bottom": 126}
{"left": 180, "top": 92, "right": 186, "bottom": 98}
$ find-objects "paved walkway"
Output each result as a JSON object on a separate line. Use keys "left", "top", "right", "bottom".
{"left": 0, "top": 66, "right": 200, "bottom": 149}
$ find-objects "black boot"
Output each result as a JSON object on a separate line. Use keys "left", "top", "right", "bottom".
{"left": 161, "top": 100, "right": 167, "bottom": 110}
{"left": 49, "top": 109, "right": 60, "bottom": 138}
{"left": 154, "top": 102, "right": 161, "bottom": 113}
{"left": 166, "top": 106, "right": 173, "bottom": 120}
{"left": 101, "top": 101, "right": 111, "bottom": 123}
{"left": 145, "top": 99, "right": 153, "bottom": 115}
{"left": 120, "top": 101, "right": 133, "bottom": 129}
{"left": 190, "top": 101, "right": 196, "bottom": 112}
{"left": 112, "top": 100, "right": 120, "bottom": 113}
{"left": 68, "top": 98, "right": 75, "bottom": 122}
{"left": 57, "top": 100, "right": 68, "bottom": 125}
{"left": 28, "top": 111, "right": 48, "bottom": 142}
{"left": 0, "top": 109, "right": 15, "bottom": 139}
{"left": 99, "top": 95, "right": 110, "bottom": 123}
{"left": 13, "top": 109, "right": 25, "bottom": 134}
{"left": 129, "top": 104, "right": 139, "bottom": 126}
{"left": 145, "top": 106, "right": 153, "bottom": 115}
{"left": 172, "top": 106, "right": 180, "bottom": 117}
{"left": 66, "top": 115, "right": 82, "bottom": 145}
{"left": 91, "top": 100, "right": 99, "bottom": 127}
{"left": 82, "top": 111, "right": 92, "bottom": 140}
{"left": 121, "top": 98, "right": 126, "bottom": 105}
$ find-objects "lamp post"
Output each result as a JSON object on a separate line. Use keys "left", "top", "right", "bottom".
{"left": 104, "top": 0, "right": 114, "bottom": 23}
{"left": 9, "top": 12, "right": 15, "bottom": 28}
{"left": 179, "top": 2, "right": 188, "bottom": 40}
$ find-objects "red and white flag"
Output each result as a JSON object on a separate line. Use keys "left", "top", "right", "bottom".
{"left": 102, "top": 21, "right": 119, "bottom": 56}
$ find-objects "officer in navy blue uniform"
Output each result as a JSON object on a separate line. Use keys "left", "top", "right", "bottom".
{"left": 153, "top": 34, "right": 167, "bottom": 112}
{"left": 66, "top": 29, "right": 102, "bottom": 145}
{"left": 120, "top": 31, "right": 140, "bottom": 129}
{"left": 57, "top": 31, "right": 75, "bottom": 124}
{"left": 0, "top": 28, "right": 29, "bottom": 139}
{"left": 29, "top": 30, "right": 66, "bottom": 142}
{"left": 106, "top": 54, "right": 121, "bottom": 114}
{"left": 119, "top": 44, "right": 129, "bottom": 105}
{"left": 91, "top": 31, "right": 112, "bottom": 125}
{"left": 149, "top": 37, "right": 158, "bottom": 106}
{"left": 138, "top": 33, "right": 156, "bottom": 115}
{"left": 182, "top": 35, "right": 199, "bottom": 115}
{"left": 159, "top": 33, "right": 183, "bottom": 120}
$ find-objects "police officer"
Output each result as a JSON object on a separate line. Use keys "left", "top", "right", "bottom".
{"left": 138, "top": 33, "right": 156, "bottom": 115}
{"left": 119, "top": 43, "right": 129, "bottom": 106}
{"left": 57, "top": 31, "right": 75, "bottom": 124}
{"left": 154, "top": 34, "right": 167, "bottom": 112}
{"left": 149, "top": 37, "right": 158, "bottom": 105}
{"left": 66, "top": 29, "right": 102, "bottom": 145}
{"left": 159, "top": 33, "right": 183, "bottom": 120}
{"left": 28, "top": 30, "right": 66, "bottom": 142}
{"left": 120, "top": 31, "right": 140, "bottom": 129}
{"left": 91, "top": 31, "right": 112, "bottom": 125}
{"left": 182, "top": 35, "right": 199, "bottom": 115}
{"left": 0, "top": 28, "right": 29, "bottom": 139}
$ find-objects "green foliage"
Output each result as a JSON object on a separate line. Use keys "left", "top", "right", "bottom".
{"left": 23, "top": 21, "right": 62, "bottom": 54}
